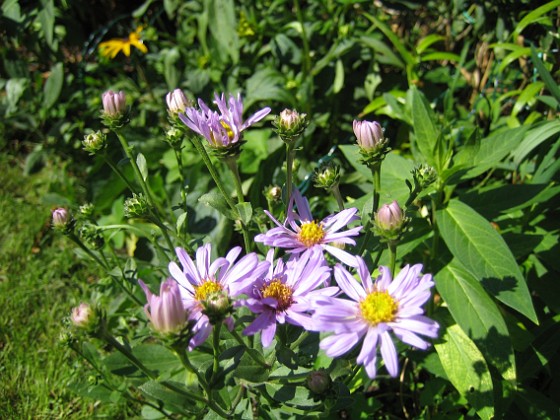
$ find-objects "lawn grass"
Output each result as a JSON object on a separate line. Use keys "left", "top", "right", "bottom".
{"left": 0, "top": 152, "right": 124, "bottom": 418}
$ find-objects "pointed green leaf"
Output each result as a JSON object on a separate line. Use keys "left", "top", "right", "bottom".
{"left": 435, "top": 324, "right": 494, "bottom": 420}
{"left": 530, "top": 44, "right": 560, "bottom": 104}
{"left": 511, "top": 119, "right": 560, "bottom": 165}
{"left": 235, "top": 202, "right": 252, "bottom": 225}
{"left": 409, "top": 87, "right": 440, "bottom": 167}
{"left": 198, "top": 190, "right": 236, "bottom": 220}
{"left": 437, "top": 199, "right": 538, "bottom": 323}
{"left": 42, "top": 62, "right": 63, "bottom": 110}
{"left": 136, "top": 153, "right": 148, "bottom": 181}
{"left": 437, "top": 260, "right": 516, "bottom": 381}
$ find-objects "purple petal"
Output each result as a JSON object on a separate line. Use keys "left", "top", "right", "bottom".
{"left": 334, "top": 264, "right": 366, "bottom": 302}
{"left": 380, "top": 330, "right": 399, "bottom": 377}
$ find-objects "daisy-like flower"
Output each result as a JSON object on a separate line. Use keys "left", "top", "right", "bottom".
{"left": 179, "top": 93, "right": 271, "bottom": 151}
{"left": 99, "top": 26, "right": 148, "bottom": 59}
{"left": 241, "top": 249, "right": 336, "bottom": 347}
{"left": 168, "top": 244, "right": 269, "bottom": 350}
{"left": 255, "top": 189, "right": 362, "bottom": 267}
{"left": 311, "top": 257, "right": 439, "bottom": 379}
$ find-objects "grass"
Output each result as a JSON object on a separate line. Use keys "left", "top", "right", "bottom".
{"left": 0, "top": 151, "right": 125, "bottom": 418}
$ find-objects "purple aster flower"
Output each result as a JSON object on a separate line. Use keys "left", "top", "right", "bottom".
{"left": 179, "top": 93, "right": 271, "bottom": 149}
{"left": 241, "top": 249, "right": 337, "bottom": 347}
{"left": 255, "top": 189, "right": 362, "bottom": 267}
{"left": 138, "top": 278, "right": 189, "bottom": 334}
{"left": 168, "top": 244, "right": 269, "bottom": 350}
{"left": 311, "top": 257, "right": 439, "bottom": 379}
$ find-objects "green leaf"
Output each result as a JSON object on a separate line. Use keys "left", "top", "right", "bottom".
{"left": 513, "top": 0, "right": 560, "bottom": 38}
{"left": 333, "top": 59, "right": 345, "bottom": 94}
{"left": 37, "top": 0, "right": 56, "bottom": 50}
{"left": 531, "top": 43, "right": 560, "bottom": 105}
{"left": 363, "top": 13, "right": 415, "bottom": 67}
{"left": 435, "top": 324, "right": 494, "bottom": 420}
{"left": 42, "top": 62, "right": 64, "bottom": 110}
{"left": 136, "top": 153, "right": 148, "bottom": 181}
{"left": 163, "top": 47, "right": 180, "bottom": 91}
{"left": 235, "top": 202, "right": 252, "bottom": 225}
{"left": 198, "top": 190, "right": 236, "bottom": 220}
{"left": 437, "top": 260, "right": 516, "bottom": 382}
{"left": 207, "top": 0, "right": 239, "bottom": 64}
{"left": 437, "top": 199, "right": 538, "bottom": 323}
{"left": 461, "top": 126, "right": 529, "bottom": 180}
{"left": 133, "top": 344, "right": 181, "bottom": 376}
{"left": 511, "top": 119, "right": 560, "bottom": 165}
{"left": 5, "top": 78, "right": 28, "bottom": 115}
{"left": 139, "top": 380, "right": 200, "bottom": 414}
{"left": 235, "top": 349, "right": 270, "bottom": 383}
{"left": 416, "top": 34, "right": 445, "bottom": 55}
{"left": 244, "top": 67, "right": 293, "bottom": 109}
{"left": 409, "top": 86, "right": 441, "bottom": 167}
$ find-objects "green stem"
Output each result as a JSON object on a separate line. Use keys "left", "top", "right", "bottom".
{"left": 359, "top": 163, "right": 382, "bottom": 256}
{"left": 103, "top": 154, "right": 137, "bottom": 194}
{"left": 285, "top": 144, "right": 296, "bottom": 207}
{"left": 224, "top": 156, "right": 252, "bottom": 253}
{"left": 68, "top": 233, "right": 106, "bottom": 269}
{"left": 331, "top": 184, "right": 345, "bottom": 211}
{"left": 211, "top": 323, "right": 222, "bottom": 385}
{"left": 388, "top": 241, "right": 397, "bottom": 277}
{"left": 289, "top": 331, "right": 309, "bottom": 350}
{"left": 190, "top": 136, "right": 238, "bottom": 212}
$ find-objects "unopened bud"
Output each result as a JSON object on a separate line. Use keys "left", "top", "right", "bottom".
{"left": 314, "top": 163, "right": 341, "bottom": 191}
{"left": 353, "top": 120, "right": 390, "bottom": 168}
{"left": 374, "top": 201, "right": 408, "bottom": 242}
{"left": 79, "top": 203, "right": 95, "bottom": 219}
{"left": 82, "top": 130, "right": 107, "bottom": 154}
{"left": 139, "top": 279, "right": 189, "bottom": 334}
{"left": 306, "top": 370, "right": 331, "bottom": 394}
{"left": 71, "top": 302, "right": 99, "bottom": 332}
{"left": 265, "top": 185, "right": 282, "bottom": 202}
{"left": 273, "top": 109, "right": 308, "bottom": 145}
{"left": 124, "top": 193, "right": 151, "bottom": 219}
{"left": 166, "top": 89, "right": 191, "bottom": 115}
{"left": 165, "top": 127, "right": 183, "bottom": 147}
{"left": 201, "top": 291, "right": 233, "bottom": 324}
{"left": 412, "top": 164, "right": 437, "bottom": 190}
{"left": 52, "top": 208, "right": 73, "bottom": 234}
{"left": 79, "top": 224, "right": 105, "bottom": 250}
{"left": 101, "top": 90, "right": 129, "bottom": 129}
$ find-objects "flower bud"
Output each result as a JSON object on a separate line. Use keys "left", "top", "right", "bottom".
{"left": 306, "top": 370, "right": 332, "bottom": 394}
{"left": 264, "top": 185, "right": 282, "bottom": 202}
{"left": 353, "top": 120, "right": 390, "bottom": 168}
{"left": 139, "top": 279, "right": 189, "bottom": 334}
{"left": 124, "top": 193, "right": 151, "bottom": 219}
{"left": 101, "top": 90, "right": 128, "bottom": 129}
{"left": 272, "top": 109, "right": 308, "bottom": 145}
{"left": 165, "top": 127, "right": 183, "bottom": 148}
{"left": 166, "top": 89, "right": 191, "bottom": 115}
{"left": 71, "top": 303, "right": 99, "bottom": 331}
{"left": 353, "top": 120, "right": 384, "bottom": 150}
{"left": 412, "top": 164, "right": 438, "bottom": 190}
{"left": 374, "top": 201, "right": 408, "bottom": 242}
{"left": 82, "top": 130, "right": 107, "bottom": 154}
{"left": 79, "top": 203, "right": 95, "bottom": 219}
{"left": 102, "top": 90, "right": 126, "bottom": 117}
{"left": 79, "top": 223, "right": 105, "bottom": 250}
{"left": 314, "top": 163, "right": 341, "bottom": 191}
{"left": 52, "top": 208, "right": 73, "bottom": 234}
{"left": 201, "top": 290, "right": 233, "bottom": 325}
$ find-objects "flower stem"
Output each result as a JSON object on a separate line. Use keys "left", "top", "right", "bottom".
{"left": 103, "top": 154, "right": 137, "bottom": 194}
{"left": 68, "top": 233, "right": 106, "bottom": 269}
{"left": 285, "top": 144, "right": 296, "bottom": 206}
{"left": 359, "top": 163, "right": 382, "bottom": 256}
{"left": 189, "top": 136, "right": 238, "bottom": 212}
{"left": 211, "top": 323, "right": 222, "bottom": 385}
{"left": 224, "top": 156, "right": 253, "bottom": 253}
{"left": 388, "top": 241, "right": 397, "bottom": 277}
{"left": 331, "top": 184, "right": 345, "bottom": 211}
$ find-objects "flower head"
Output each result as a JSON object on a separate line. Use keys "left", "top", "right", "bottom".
{"left": 179, "top": 93, "right": 270, "bottom": 156}
{"left": 272, "top": 109, "right": 308, "bottom": 145}
{"left": 139, "top": 279, "right": 189, "bottom": 334}
{"left": 255, "top": 189, "right": 362, "bottom": 267}
{"left": 241, "top": 249, "right": 336, "bottom": 347}
{"left": 166, "top": 89, "right": 191, "bottom": 115}
{"left": 311, "top": 258, "right": 439, "bottom": 379}
{"left": 99, "top": 26, "right": 148, "bottom": 59}
{"left": 168, "top": 244, "right": 269, "bottom": 350}
{"left": 83, "top": 130, "right": 107, "bottom": 154}
{"left": 102, "top": 90, "right": 127, "bottom": 118}
{"left": 374, "top": 200, "right": 408, "bottom": 242}
{"left": 52, "top": 208, "right": 72, "bottom": 233}
{"left": 353, "top": 120, "right": 390, "bottom": 167}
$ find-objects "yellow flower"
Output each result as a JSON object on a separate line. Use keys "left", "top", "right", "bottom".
{"left": 98, "top": 26, "right": 148, "bottom": 59}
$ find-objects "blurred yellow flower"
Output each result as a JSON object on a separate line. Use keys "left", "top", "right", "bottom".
{"left": 99, "top": 26, "right": 148, "bottom": 59}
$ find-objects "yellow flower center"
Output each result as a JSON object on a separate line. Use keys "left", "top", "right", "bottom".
{"left": 297, "top": 221, "right": 325, "bottom": 247}
{"left": 261, "top": 279, "right": 293, "bottom": 311}
{"left": 194, "top": 280, "right": 223, "bottom": 301}
{"left": 220, "top": 120, "right": 235, "bottom": 141}
{"left": 359, "top": 291, "right": 398, "bottom": 326}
